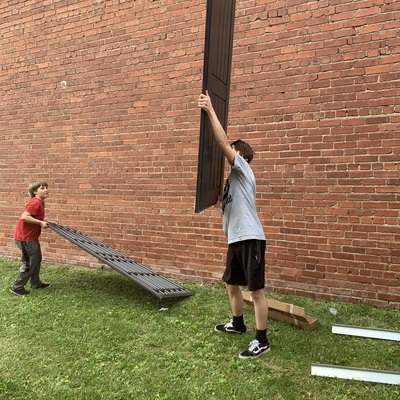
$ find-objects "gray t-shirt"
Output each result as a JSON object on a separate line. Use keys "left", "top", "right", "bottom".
{"left": 222, "top": 153, "right": 266, "bottom": 244}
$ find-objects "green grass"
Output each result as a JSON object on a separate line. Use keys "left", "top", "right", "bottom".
{"left": 0, "top": 259, "right": 399, "bottom": 400}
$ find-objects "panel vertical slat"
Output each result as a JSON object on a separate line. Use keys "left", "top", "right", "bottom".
{"left": 195, "top": 0, "right": 236, "bottom": 213}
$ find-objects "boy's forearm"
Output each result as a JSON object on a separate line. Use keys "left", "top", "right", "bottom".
{"left": 198, "top": 91, "right": 235, "bottom": 164}
{"left": 21, "top": 215, "right": 44, "bottom": 225}
{"left": 206, "top": 108, "right": 230, "bottom": 149}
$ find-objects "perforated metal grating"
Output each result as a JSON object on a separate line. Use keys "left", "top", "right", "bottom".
{"left": 48, "top": 223, "right": 193, "bottom": 299}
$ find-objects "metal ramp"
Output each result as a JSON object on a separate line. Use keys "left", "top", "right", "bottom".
{"left": 47, "top": 223, "right": 193, "bottom": 299}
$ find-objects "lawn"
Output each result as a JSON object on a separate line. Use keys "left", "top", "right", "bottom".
{"left": 0, "top": 259, "right": 399, "bottom": 399}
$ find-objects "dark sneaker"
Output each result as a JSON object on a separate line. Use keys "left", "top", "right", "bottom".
{"left": 9, "top": 286, "right": 29, "bottom": 296}
{"left": 214, "top": 320, "right": 247, "bottom": 334}
{"left": 239, "top": 339, "right": 270, "bottom": 359}
{"left": 35, "top": 283, "right": 51, "bottom": 289}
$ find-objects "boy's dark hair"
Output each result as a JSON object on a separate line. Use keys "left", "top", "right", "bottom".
{"left": 28, "top": 180, "right": 48, "bottom": 198}
{"left": 230, "top": 139, "right": 254, "bottom": 164}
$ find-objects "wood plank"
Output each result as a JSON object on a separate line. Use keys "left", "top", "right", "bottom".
{"left": 242, "top": 291, "right": 305, "bottom": 316}
{"left": 242, "top": 292, "right": 318, "bottom": 331}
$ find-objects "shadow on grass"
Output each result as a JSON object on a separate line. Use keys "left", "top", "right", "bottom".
{"left": 54, "top": 265, "right": 194, "bottom": 311}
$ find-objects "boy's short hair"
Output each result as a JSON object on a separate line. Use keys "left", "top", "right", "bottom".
{"left": 28, "top": 180, "right": 48, "bottom": 198}
{"left": 230, "top": 139, "right": 254, "bottom": 164}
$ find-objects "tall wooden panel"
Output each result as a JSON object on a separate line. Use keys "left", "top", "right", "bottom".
{"left": 195, "top": 0, "right": 236, "bottom": 213}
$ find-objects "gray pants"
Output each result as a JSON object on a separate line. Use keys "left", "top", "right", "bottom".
{"left": 12, "top": 240, "right": 43, "bottom": 289}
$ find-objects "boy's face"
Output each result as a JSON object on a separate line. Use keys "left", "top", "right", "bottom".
{"left": 34, "top": 185, "right": 49, "bottom": 201}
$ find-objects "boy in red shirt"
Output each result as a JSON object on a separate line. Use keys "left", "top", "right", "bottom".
{"left": 9, "top": 180, "right": 51, "bottom": 296}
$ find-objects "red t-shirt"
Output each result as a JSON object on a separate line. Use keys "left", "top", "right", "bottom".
{"left": 13, "top": 197, "right": 45, "bottom": 242}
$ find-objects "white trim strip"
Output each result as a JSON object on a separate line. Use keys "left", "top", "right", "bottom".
{"left": 332, "top": 324, "right": 400, "bottom": 342}
{"left": 311, "top": 364, "right": 400, "bottom": 385}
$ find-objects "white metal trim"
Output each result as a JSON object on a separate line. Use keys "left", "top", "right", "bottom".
{"left": 332, "top": 324, "right": 400, "bottom": 342}
{"left": 311, "top": 364, "right": 400, "bottom": 385}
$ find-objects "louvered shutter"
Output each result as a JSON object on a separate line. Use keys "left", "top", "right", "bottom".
{"left": 195, "top": 0, "right": 236, "bottom": 213}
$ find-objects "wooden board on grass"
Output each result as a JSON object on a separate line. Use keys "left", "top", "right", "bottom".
{"left": 242, "top": 292, "right": 305, "bottom": 316}
{"left": 268, "top": 310, "right": 318, "bottom": 331}
{"left": 242, "top": 292, "right": 318, "bottom": 331}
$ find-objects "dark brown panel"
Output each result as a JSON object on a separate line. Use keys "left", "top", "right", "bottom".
{"left": 195, "top": 0, "right": 236, "bottom": 213}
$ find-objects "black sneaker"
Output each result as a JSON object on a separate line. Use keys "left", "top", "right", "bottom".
{"left": 9, "top": 286, "right": 29, "bottom": 296}
{"left": 239, "top": 339, "right": 270, "bottom": 359}
{"left": 214, "top": 320, "right": 247, "bottom": 334}
{"left": 35, "top": 283, "right": 51, "bottom": 289}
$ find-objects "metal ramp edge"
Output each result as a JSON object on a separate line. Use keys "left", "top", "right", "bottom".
{"left": 47, "top": 223, "right": 193, "bottom": 299}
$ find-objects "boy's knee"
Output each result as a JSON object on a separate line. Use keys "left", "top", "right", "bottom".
{"left": 249, "top": 289, "right": 265, "bottom": 301}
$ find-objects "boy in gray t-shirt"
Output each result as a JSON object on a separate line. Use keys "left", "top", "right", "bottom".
{"left": 222, "top": 152, "right": 266, "bottom": 244}
{"left": 198, "top": 91, "right": 270, "bottom": 359}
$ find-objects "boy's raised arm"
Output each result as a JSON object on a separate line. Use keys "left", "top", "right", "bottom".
{"left": 198, "top": 90, "right": 235, "bottom": 165}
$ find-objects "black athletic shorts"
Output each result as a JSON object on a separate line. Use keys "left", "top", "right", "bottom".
{"left": 222, "top": 239, "right": 266, "bottom": 291}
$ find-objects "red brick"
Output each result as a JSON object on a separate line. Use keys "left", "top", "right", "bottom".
{"left": 0, "top": 0, "right": 398, "bottom": 309}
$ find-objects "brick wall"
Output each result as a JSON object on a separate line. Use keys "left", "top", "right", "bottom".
{"left": 1, "top": 0, "right": 398, "bottom": 309}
